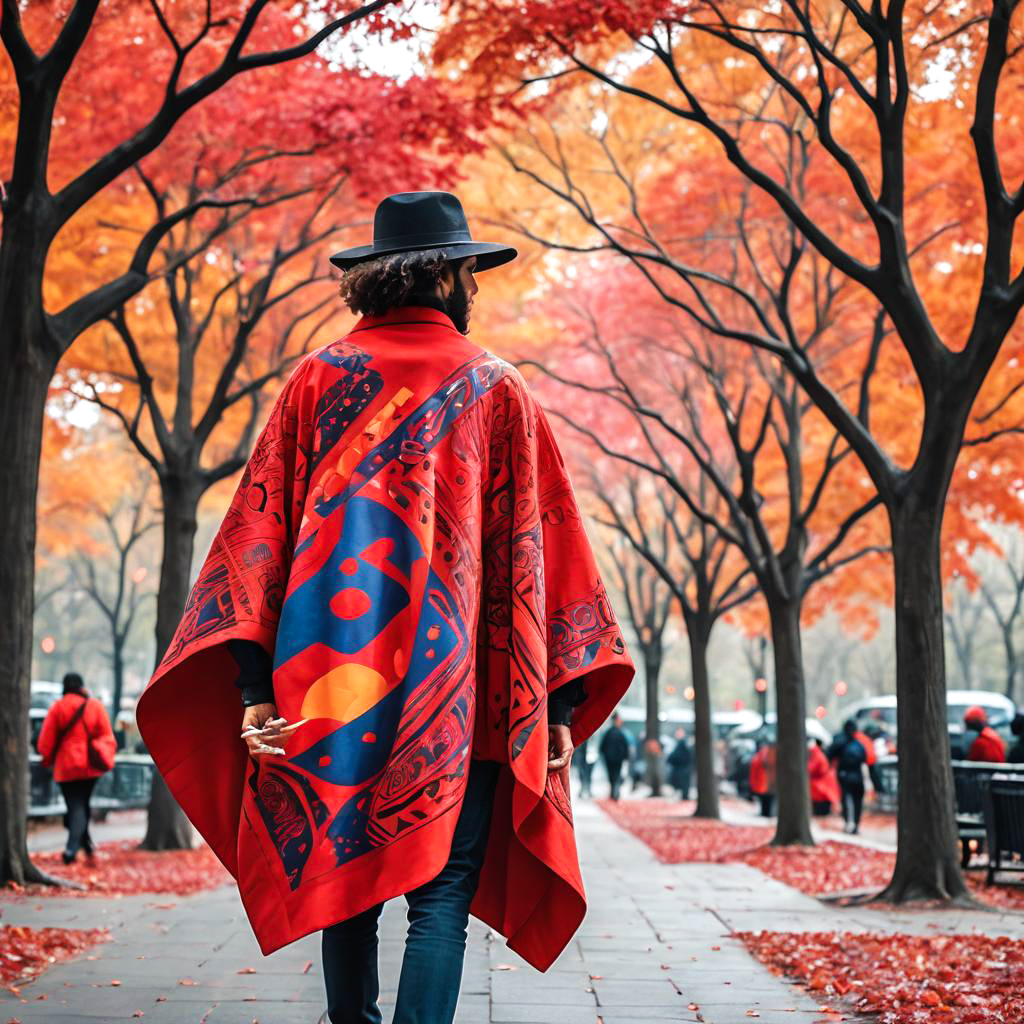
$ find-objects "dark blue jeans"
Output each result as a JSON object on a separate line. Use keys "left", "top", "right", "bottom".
{"left": 323, "top": 757, "right": 501, "bottom": 1024}
{"left": 59, "top": 777, "right": 97, "bottom": 859}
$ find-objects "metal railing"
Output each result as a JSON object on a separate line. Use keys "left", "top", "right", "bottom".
{"left": 27, "top": 754, "right": 154, "bottom": 818}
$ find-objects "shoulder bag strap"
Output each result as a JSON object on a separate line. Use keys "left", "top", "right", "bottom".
{"left": 51, "top": 695, "right": 90, "bottom": 757}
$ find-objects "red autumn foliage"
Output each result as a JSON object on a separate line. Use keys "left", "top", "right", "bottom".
{"left": 600, "top": 799, "right": 1024, "bottom": 910}
{"left": 1, "top": 841, "right": 230, "bottom": 901}
{"left": 739, "top": 930, "right": 1024, "bottom": 1024}
{"left": 0, "top": 924, "right": 110, "bottom": 990}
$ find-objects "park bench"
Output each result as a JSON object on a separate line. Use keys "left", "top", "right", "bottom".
{"left": 872, "top": 756, "right": 899, "bottom": 813}
{"left": 951, "top": 760, "right": 1024, "bottom": 868}
{"left": 982, "top": 773, "right": 1024, "bottom": 887}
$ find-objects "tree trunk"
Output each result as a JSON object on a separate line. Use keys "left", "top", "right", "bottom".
{"left": 154, "top": 474, "right": 204, "bottom": 662}
{"left": 879, "top": 499, "right": 968, "bottom": 902}
{"left": 140, "top": 474, "right": 203, "bottom": 851}
{"left": 111, "top": 636, "right": 125, "bottom": 729}
{"left": 767, "top": 596, "right": 813, "bottom": 846}
{"left": 643, "top": 650, "right": 662, "bottom": 797}
{"left": 0, "top": 347, "right": 65, "bottom": 884}
{"left": 686, "top": 616, "right": 719, "bottom": 819}
{"left": 1002, "top": 629, "right": 1017, "bottom": 703}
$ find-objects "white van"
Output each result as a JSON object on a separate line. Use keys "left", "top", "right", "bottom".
{"left": 842, "top": 691, "right": 1016, "bottom": 735}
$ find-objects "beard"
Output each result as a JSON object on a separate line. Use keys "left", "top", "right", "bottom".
{"left": 443, "top": 274, "right": 472, "bottom": 334}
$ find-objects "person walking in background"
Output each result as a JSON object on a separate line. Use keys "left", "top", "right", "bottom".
{"left": 851, "top": 721, "right": 877, "bottom": 802}
{"left": 37, "top": 673, "right": 117, "bottom": 864}
{"left": 576, "top": 736, "right": 596, "bottom": 798}
{"left": 600, "top": 713, "right": 631, "bottom": 801}
{"left": 749, "top": 738, "right": 776, "bottom": 817}
{"left": 628, "top": 733, "right": 645, "bottom": 793}
{"left": 828, "top": 720, "right": 868, "bottom": 834}
{"left": 964, "top": 706, "right": 1006, "bottom": 763}
{"left": 667, "top": 727, "right": 693, "bottom": 800}
{"left": 862, "top": 722, "right": 889, "bottom": 793}
{"left": 807, "top": 738, "right": 839, "bottom": 817}
{"left": 643, "top": 735, "right": 665, "bottom": 797}
{"left": 1008, "top": 713, "right": 1024, "bottom": 764}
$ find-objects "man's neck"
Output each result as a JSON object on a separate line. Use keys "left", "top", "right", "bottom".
{"left": 403, "top": 294, "right": 448, "bottom": 316}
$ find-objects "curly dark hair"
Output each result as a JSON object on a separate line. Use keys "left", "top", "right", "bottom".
{"left": 339, "top": 248, "right": 461, "bottom": 316}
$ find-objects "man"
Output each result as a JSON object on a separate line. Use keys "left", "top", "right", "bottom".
{"left": 1009, "top": 713, "right": 1024, "bottom": 764}
{"left": 827, "top": 720, "right": 868, "bottom": 834}
{"left": 136, "top": 192, "right": 635, "bottom": 1024}
{"left": 667, "top": 726, "right": 693, "bottom": 800}
{"left": 749, "top": 736, "right": 776, "bottom": 818}
{"left": 964, "top": 706, "right": 1006, "bottom": 763}
{"left": 37, "top": 672, "right": 117, "bottom": 864}
{"left": 599, "top": 713, "right": 631, "bottom": 800}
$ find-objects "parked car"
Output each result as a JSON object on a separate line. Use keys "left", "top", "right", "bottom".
{"left": 29, "top": 679, "right": 62, "bottom": 711}
{"left": 711, "top": 709, "right": 763, "bottom": 740}
{"left": 841, "top": 691, "right": 1016, "bottom": 755}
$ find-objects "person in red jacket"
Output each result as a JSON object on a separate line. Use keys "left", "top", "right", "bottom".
{"left": 37, "top": 673, "right": 117, "bottom": 864}
{"left": 964, "top": 706, "right": 1006, "bottom": 763}
{"left": 808, "top": 739, "right": 840, "bottom": 816}
{"left": 749, "top": 739, "right": 777, "bottom": 817}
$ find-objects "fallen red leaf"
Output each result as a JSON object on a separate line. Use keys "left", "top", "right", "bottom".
{"left": 738, "top": 930, "right": 1024, "bottom": 1024}
{"left": 0, "top": 924, "right": 110, "bottom": 990}
{"left": 1, "top": 841, "right": 230, "bottom": 901}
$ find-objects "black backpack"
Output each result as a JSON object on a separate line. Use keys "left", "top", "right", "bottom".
{"left": 836, "top": 737, "right": 867, "bottom": 781}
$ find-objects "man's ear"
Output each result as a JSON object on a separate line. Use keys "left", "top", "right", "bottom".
{"left": 438, "top": 262, "right": 455, "bottom": 297}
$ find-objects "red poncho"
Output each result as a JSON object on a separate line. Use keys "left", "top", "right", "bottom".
{"left": 136, "top": 307, "right": 634, "bottom": 971}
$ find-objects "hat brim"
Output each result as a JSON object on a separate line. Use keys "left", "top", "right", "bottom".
{"left": 329, "top": 240, "right": 518, "bottom": 272}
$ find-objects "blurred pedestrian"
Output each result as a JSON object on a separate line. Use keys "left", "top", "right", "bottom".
{"left": 667, "top": 727, "right": 693, "bottom": 799}
{"left": 964, "top": 706, "right": 1006, "bottom": 763}
{"left": 37, "top": 672, "right": 117, "bottom": 864}
{"left": 749, "top": 738, "right": 776, "bottom": 818}
{"left": 1007, "top": 713, "right": 1024, "bottom": 763}
{"left": 643, "top": 735, "right": 665, "bottom": 797}
{"left": 576, "top": 736, "right": 596, "bottom": 797}
{"left": 862, "top": 722, "right": 888, "bottom": 793}
{"left": 828, "top": 720, "right": 868, "bottom": 834}
{"left": 113, "top": 710, "right": 132, "bottom": 751}
{"left": 807, "top": 739, "right": 839, "bottom": 816}
{"left": 599, "top": 713, "right": 631, "bottom": 801}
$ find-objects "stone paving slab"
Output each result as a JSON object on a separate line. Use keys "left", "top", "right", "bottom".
{"left": 17, "top": 793, "right": 1007, "bottom": 1022}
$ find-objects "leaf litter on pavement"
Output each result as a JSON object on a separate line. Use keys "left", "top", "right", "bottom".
{"left": 601, "top": 799, "right": 1024, "bottom": 1023}
{"left": 1, "top": 840, "right": 231, "bottom": 901}
{"left": 0, "top": 924, "right": 110, "bottom": 991}
{"left": 0, "top": 840, "right": 231, "bottom": 991}
{"left": 598, "top": 798, "right": 1024, "bottom": 909}
{"left": 740, "top": 930, "right": 1024, "bottom": 1024}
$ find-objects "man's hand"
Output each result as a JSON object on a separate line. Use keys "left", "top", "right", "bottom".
{"left": 547, "top": 724, "right": 573, "bottom": 792}
{"left": 240, "top": 703, "right": 305, "bottom": 760}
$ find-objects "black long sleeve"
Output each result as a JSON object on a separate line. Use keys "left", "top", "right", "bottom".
{"left": 548, "top": 677, "right": 587, "bottom": 726}
{"left": 227, "top": 639, "right": 275, "bottom": 707}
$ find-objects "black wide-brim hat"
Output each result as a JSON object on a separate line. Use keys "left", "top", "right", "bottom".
{"left": 330, "top": 191, "right": 518, "bottom": 272}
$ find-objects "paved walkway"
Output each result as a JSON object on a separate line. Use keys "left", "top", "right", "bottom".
{"left": 5, "top": 798, "right": 1023, "bottom": 1023}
